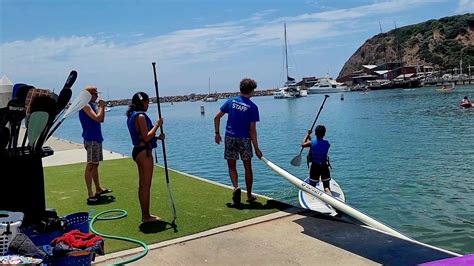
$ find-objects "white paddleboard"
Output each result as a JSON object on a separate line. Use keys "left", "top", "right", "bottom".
{"left": 298, "top": 177, "right": 345, "bottom": 216}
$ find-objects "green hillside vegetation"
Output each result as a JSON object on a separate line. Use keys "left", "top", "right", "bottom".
{"left": 339, "top": 13, "right": 474, "bottom": 78}
{"left": 393, "top": 14, "right": 474, "bottom": 68}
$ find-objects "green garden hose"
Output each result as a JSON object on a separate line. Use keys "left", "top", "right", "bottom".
{"left": 89, "top": 209, "right": 148, "bottom": 264}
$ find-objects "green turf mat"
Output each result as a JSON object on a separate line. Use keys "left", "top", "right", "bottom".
{"left": 43, "top": 158, "right": 289, "bottom": 253}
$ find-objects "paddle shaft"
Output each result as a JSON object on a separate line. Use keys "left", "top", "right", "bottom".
{"left": 152, "top": 63, "right": 168, "bottom": 177}
{"left": 152, "top": 62, "right": 177, "bottom": 220}
{"left": 37, "top": 71, "right": 77, "bottom": 147}
{"left": 297, "top": 94, "right": 330, "bottom": 155}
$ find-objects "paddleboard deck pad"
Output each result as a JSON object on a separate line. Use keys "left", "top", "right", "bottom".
{"left": 298, "top": 177, "right": 345, "bottom": 216}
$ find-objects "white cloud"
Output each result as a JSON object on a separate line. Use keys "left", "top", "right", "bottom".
{"left": 456, "top": 0, "right": 474, "bottom": 13}
{"left": 289, "top": 0, "right": 442, "bottom": 22}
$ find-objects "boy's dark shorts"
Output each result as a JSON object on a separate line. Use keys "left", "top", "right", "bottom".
{"left": 309, "top": 162, "right": 330, "bottom": 183}
{"left": 224, "top": 136, "right": 253, "bottom": 160}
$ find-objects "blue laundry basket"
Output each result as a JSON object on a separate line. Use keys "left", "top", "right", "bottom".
{"left": 21, "top": 227, "right": 63, "bottom": 246}
{"left": 49, "top": 252, "right": 94, "bottom": 266}
{"left": 64, "top": 212, "right": 89, "bottom": 233}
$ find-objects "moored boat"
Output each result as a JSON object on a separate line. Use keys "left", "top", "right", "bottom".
{"left": 202, "top": 77, "right": 218, "bottom": 102}
{"left": 308, "top": 75, "right": 348, "bottom": 94}
{"left": 203, "top": 96, "right": 217, "bottom": 102}
{"left": 435, "top": 83, "right": 455, "bottom": 93}
{"left": 273, "top": 86, "right": 299, "bottom": 99}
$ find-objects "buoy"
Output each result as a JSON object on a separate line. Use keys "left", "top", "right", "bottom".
{"left": 340, "top": 94, "right": 344, "bottom": 101}
{"left": 200, "top": 105, "right": 205, "bottom": 115}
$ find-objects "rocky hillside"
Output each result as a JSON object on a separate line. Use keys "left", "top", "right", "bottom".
{"left": 338, "top": 13, "right": 474, "bottom": 78}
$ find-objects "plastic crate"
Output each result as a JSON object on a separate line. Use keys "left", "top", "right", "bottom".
{"left": 21, "top": 227, "right": 63, "bottom": 246}
{"left": 64, "top": 212, "right": 89, "bottom": 233}
{"left": 0, "top": 211, "right": 24, "bottom": 255}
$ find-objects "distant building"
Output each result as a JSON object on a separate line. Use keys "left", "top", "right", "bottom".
{"left": 337, "top": 62, "right": 432, "bottom": 86}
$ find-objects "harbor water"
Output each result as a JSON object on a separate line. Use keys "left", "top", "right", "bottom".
{"left": 54, "top": 85, "right": 474, "bottom": 254}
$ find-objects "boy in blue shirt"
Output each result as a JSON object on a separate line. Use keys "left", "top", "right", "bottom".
{"left": 301, "top": 125, "right": 332, "bottom": 195}
{"left": 214, "top": 78, "right": 263, "bottom": 205}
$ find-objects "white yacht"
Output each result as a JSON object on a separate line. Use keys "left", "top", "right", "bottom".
{"left": 308, "top": 75, "right": 348, "bottom": 94}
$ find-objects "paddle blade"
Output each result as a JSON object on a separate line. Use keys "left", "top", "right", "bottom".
{"left": 290, "top": 154, "right": 302, "bottom": 166}
{"left": 27, "top": 111, "right": 49, "bottom": 149}
{"left": 63, "top": 90, "right": 91, "bottom": 118}
{"left": 55, "top": 88, "right": 72, "bottom": 115}
{"left": 63, "top": 70, "right": 77, "bottom": 90}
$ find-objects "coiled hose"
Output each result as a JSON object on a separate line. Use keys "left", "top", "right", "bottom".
{"left": 89, "top": 209, "right": 148, "bottom": 264}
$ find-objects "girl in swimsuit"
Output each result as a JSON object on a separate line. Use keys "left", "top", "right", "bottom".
{"left": 126, "top": 92, "right": 164, "bottom": 224}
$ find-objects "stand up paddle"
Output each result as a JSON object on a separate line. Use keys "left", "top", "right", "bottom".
{"left": 54, "top": 70, "right": 76, "bottom": 120}
{"left": 44, "top": 90, "right": 91, "bottom": 142}
{"left": 152, "top": 62, "right": 177, "bottom": 221}
{"left": 290, "top": 94, "right": 329, "bottom": 166}
{"left": 40, "top": 71, "right": 77, "bottom": 142}
{"left": 27, "top": 111, "right": 49, "bottom": 151}
{"left": 23, "top": 96, "right": 57, "bottom": 152}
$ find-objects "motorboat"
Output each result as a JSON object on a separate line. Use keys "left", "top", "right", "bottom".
{"left": 308, "top": 75, "right": 348, "bottom": 94}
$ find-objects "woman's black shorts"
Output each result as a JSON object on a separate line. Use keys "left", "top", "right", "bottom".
{"left": 132, "top": 145, "right": 151, "bottom": 161}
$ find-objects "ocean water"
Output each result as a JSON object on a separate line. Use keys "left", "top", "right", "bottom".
{"left": 54, "top": 85, "right": 474, "bottom": 254}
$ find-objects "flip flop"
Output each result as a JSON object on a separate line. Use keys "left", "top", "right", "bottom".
{"left": 95, "top": 188, "right": 112, "bottom": 196}
{"left": 87, "top": 196, "right": 98, "bottom": 204}
{"left": 246, "top": 195, "right": 257, "bottom": 203}
{"left": 232, "top": 187, "right": 241, "bottom": 205}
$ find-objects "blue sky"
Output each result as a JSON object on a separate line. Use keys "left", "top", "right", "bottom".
{"left": 1, "top": 0, "right": 473, "bottom": 99}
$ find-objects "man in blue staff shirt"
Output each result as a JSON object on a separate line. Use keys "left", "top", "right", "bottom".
{"left": 214, "top": 78, "right": 263, "bottom": 205}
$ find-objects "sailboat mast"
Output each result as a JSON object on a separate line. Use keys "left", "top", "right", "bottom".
{"left": 208, "top": 77, "right": 211, "bottom": 94}
{"left": 394, "top": 21, "right": 405, "bottom": 80}
{"left": 284, "top": 22, "right": 289, "bottom": 81}
{"left": 379, "top": 21, "right": 387, "bottom": 70}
